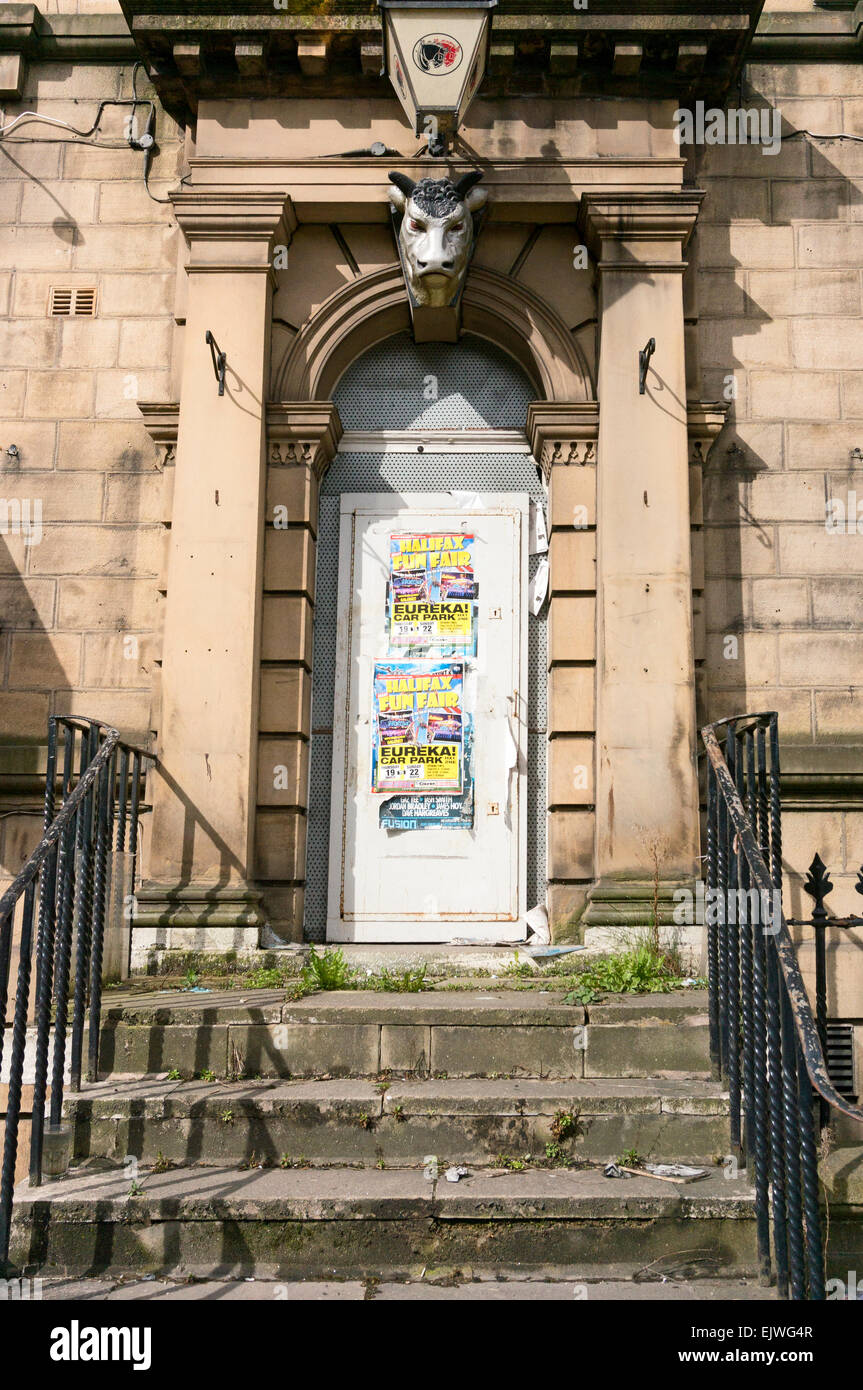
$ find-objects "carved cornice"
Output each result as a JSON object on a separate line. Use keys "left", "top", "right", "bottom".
{"left": 527, "top": 401, "right": 600, "bottom": 479}
{"left": 116, "top": 2, "right": 764, "bottom": 123}
{"left": 266, "top": 403, "right": 343, "bottom": 480}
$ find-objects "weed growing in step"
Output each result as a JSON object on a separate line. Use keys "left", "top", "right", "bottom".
{"left": 550, "top": 1109, "right": 579, "bottom": 1142}
{"left": 493, "top": 1153, "right": 531, "bottom": 1171}
{"left": 151, "top": 1152, "right": 173, "bottom": 1173}
{"left": 544, "top": 1142, "right": 573, "bottom": 1168}
{"left": 502, "top": 951, "right": 534, "bottom": 978}
{"left": 562, "top": 943, "right": 693, "bottom": 1005}
{"left": 302, "top": 945, "right": 353, "bottom": 990}
{"left": 617, "top": 1148, "right": 643, "bottom": 1168}
{"left": 197, "top": 1068, "right": 217, "bottom": 1082}
{"left": 244, "top": 965, "right": 291, "bottom": 989}
{"left": 165, "top": 1068, "right": 181, "bottom": 1081}
{"left": 369, "top": 965, "right": 430, "bottom": 993}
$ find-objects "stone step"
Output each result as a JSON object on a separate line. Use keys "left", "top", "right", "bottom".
{"left": 63, "top": 1076, "right": 731, "bottom": 1168}
{"left": 95, "top": 988, "right": 712, "bottom": 1080}
{"left": 38, "top": 1274, "right": 777, "bottom": 1301}
{"left": 10, "top": 1164, "right": 758, "bottom": 1280}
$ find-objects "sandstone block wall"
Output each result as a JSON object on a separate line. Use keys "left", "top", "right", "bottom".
{"left": 0, "top": 45, "right": 181, "bottom": 892}
{"left": 695, "top": 56, "right": 863, "bottom": 1043}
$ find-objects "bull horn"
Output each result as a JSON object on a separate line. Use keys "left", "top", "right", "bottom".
{"left": 388, "top": 172, "right": 417, "bottom": 197}
{"left": 453, "top": 170, "right": 483, "bottom": 198}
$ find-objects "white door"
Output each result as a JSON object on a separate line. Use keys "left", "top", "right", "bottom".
{"left": 327, "top": 492, "right": 528, "bottom": 942}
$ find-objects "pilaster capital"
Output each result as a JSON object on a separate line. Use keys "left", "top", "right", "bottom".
{"left": 578, "top": 190, "right": 705, "bottom": 273}
{"left": 527, "top": 401, "right": 599, "bottom": 480}
{"left": 266, "top": 402, "right": 344, "bottom": 479}
{"left": 171, "top": 189, "right": 297, "bottom": 275}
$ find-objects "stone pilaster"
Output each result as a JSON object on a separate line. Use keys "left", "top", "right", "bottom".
{"left": 528, "top": 403, "right": 599, "bottom": 939}
{"left": 576, "top": 191, "right": 705, "bottom": 943}
{"left": 137, "top": 189, "right": 296, "bottom": 954}
{"left": 256, "top": 403, "right": 342, "bottom": 943}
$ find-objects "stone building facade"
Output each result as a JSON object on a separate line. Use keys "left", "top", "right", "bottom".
{"left": 0, "top": 1, "right": 861, "bottom": 1058}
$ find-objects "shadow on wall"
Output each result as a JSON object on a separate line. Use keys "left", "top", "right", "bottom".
{"left": 679, "top": 86, "right": 863, "bottom": 738}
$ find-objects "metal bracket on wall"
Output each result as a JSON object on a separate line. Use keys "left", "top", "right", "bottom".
{"left": 205, "top": 330, "right": 227, "bottom": 396}
{"left": 638, "top": 337, "right": 656, "bottom": 395}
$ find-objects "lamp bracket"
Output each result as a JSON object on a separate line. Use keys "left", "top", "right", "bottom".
{"left": 205, "top": 330, "right": 227, "bottom": 397}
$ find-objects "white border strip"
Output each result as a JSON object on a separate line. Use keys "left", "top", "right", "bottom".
{"left": 339, "top": 430, "right": 533, "bottom": 454}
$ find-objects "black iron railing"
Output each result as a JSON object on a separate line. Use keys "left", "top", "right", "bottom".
{"left": 0, "top": 717, "right": 153, "bottom": 1269}
{"left": 702, "top": 711, "right": 863, "bottom": 1300}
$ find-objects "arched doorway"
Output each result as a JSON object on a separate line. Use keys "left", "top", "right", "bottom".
{"left": 303, "top": 332, "right": 548, "bottom": 943}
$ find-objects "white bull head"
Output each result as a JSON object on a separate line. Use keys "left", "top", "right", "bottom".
{"left": 388, "top": 170, "right": 487, "bottom": 309}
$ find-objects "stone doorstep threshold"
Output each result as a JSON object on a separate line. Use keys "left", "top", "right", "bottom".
{"left": 95, "top": 987, "right": 709, "bottom": 1025}
{"left": 144, "top": 943, "right": 599, "bottom": 974}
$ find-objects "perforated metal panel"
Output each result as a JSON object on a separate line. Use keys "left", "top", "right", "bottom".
{"left": 333, "top": 332, "right": 537, "bottom": 430}
{"left": 304, "top": 338, "right": 546, "bottom": 942}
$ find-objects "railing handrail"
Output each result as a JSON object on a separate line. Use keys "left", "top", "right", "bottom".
{"left": 0, "top": 715, "right": 155, "bottom": 1273}
{"left": 0, "top": 723, "right": 118, "bottom": 923}
{"left": 702, "top": 721, "right": 863, "bottom": 1127}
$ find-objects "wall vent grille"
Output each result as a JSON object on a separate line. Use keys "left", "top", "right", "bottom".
{"left": 49, "top": 287, "right": 97, "bottom": 317}
{"left": 826, "top": 1021, "right": 856, "bottom": 1100}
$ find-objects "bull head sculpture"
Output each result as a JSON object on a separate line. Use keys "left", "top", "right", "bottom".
{"left": 388, "top": 170, "right": 487, "bottom": 339}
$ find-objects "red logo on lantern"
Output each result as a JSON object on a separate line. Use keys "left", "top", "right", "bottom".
{"left": 412, "top": 34, "right": 463, "bottom": 75}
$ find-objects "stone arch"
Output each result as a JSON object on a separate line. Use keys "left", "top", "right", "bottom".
{"left": 273, "top": 264, "right": 595, "bottom": 405}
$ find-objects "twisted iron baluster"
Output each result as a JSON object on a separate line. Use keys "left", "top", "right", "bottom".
{"left": 797, "top": 1045, "right": 825, "bottom": 1300}
{"left": 705, "top": 759, "right": 720, "bottom": 1076}
{"left": 87, "top": 751, "right": 114, "bottom": 1083}
{"left": 756, "top": 725, "right": 769, "bottom": 872}
{"left": 28, "top": 718, "right": 60, "bottom": 1187}
{"left": 69, "top": 724, "right": 99, "bottom": 1094}
{"left": 726, "top": 728, "right": 742, "bottom": 1161}
{"left": 738, "top": 730, "right": 754, "bottom": 1170}
{"left": 747, "top": 725, "right": 771, "bottom": 1284}
{"left": 49, "top": 726, "right": 81, "bottom": 1129}
{"left": 766, "top": 934, "right": 790, "bottom": 1297}
{"left": 768, "top": 716, "right": 782, "bottom": 894}
{"left": 780, "top": 984, "right": 806, "bottom": 1299}
{"left": 0, "top": 881, "right": 37, "bottom": 1268}
{"left": 116, "top": 747, "right": 129, "bottom": 854}
{"left": 716, "top": 734, "right": 730, "bottom": 1081}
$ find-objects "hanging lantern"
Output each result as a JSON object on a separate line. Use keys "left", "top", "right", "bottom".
{"left": 378, "top": 1, "right": 497, "bottom": 154}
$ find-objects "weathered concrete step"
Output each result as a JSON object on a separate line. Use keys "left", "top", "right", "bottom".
{"left": 65, "top": 1077, "right": 731, "bottom": 1167}
{"left": 40, "top": 1274, "right": 776, "bottom": 1301}
{"left": 95, "top": 988, "right": 711, "bottom": 1080}
{"left": 11, "top": 1164, "right": 758, "bottom": 1279}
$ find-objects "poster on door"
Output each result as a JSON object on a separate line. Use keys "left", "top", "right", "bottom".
{"left": 387, "top": 532, "right": 478, "bottom": 654}
{"left": 371, "top": 659, "right": 464, "bottom": 794}
{"left": 379, "top": 716, "right": 475, "bottom": 830}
